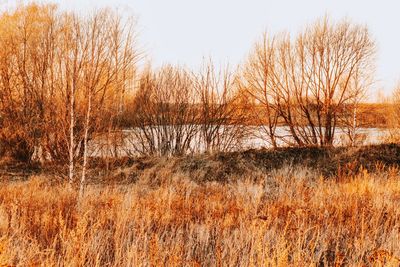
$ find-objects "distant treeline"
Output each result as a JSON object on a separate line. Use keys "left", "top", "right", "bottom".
{"left": 119, "top": 102, "right": 389, "bottom": 128}
{"left": 229, "top": 103, "right": 391, "bottom": 128}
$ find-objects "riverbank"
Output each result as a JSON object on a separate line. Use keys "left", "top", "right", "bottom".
{"left": 1, "top": 143, "right": 400, "bottom": 184}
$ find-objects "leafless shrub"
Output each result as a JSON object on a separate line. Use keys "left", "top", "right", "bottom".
{"left": 195, "top": 60, "right": 250, "bottom": 153}
{"left": 126, "top": 66, "right": 198, "bottom": 156}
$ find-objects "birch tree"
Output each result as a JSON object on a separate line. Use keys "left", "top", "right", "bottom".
{"left": 79, "top": 10, "right": 138, "bottom": 194}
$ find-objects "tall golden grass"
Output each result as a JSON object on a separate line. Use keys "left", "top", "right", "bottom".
{"left": 0, "top": 167, "right": 400, "bottom": 266}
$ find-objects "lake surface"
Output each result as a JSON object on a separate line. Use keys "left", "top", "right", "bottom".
{"left": 89, "top": 126, "right": 391, "bottom": 157}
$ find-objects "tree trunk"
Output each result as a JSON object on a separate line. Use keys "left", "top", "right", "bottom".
{"left": 69, "top": 85, "right": 75, "bottom": 185}
{"left": 80, "top": 91, "right": 92, "bottom": 196}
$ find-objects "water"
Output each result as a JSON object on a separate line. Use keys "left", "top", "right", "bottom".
{"left": 89, "top": 126, "right": 391, "bottom": 157}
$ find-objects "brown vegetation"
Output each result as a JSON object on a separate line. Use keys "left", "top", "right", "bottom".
{"left": 1, "top": 3, "right": 400, "bottom": 266}
{"left": 0, "top": 165, "right": 400, "bottom": 266}
{"left": 0, "top": 3, "right": 138, "bottom": 192}
{"left": 2, "top": 143, "right": 400, "bottom": 186}
{"left": 77, "top": 143, "right": 400, "bottom": 185}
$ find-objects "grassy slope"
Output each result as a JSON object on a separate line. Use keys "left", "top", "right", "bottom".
{"left": 111, "top": 143, "right": 400, "bottom": 184}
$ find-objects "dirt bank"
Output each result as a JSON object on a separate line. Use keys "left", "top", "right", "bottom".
{"left": 1, "top": 143, "right": 400, "bottom": 184}
{"left": 109, "top": 143, "right": 400, "bottom": 184}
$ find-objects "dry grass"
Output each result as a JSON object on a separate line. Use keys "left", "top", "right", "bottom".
{"left": 0, "top": 167, "right": 400, "bottom": 266}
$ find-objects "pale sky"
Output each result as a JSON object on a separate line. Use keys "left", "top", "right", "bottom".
{"left": 3, "top": 0, "right": 400, "bottom": 98}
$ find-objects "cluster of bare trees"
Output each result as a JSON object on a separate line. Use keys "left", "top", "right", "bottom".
{"left": 123, "top": 62, "right": 249, "bottom": 156}
{"left": 0, "top": 3, "right": 380, "bottom": 180}
{"left": 241, "top": 17, "right": 376, "bottom": 147}
{"left": 0, "top": 4, "right": 137, "bottom": 191}
{"left": 0, "top": 4, "right": 248, "bottom": 166}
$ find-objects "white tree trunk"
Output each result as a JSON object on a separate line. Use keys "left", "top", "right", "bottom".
{"left": 69, "top": 85, "right": 75, "bottom": 185}
{"left": 80, "top": 91, "right": 92, "bottom": 196}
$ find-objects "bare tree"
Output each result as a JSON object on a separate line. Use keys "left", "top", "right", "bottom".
{"left": 240, "top": 33, "right": 280, "bottom": 148}
{"left": 293, "top": 17, "right": 375, "bottom": 146}
{"left": 126, "top": 66, "right": 198, "bottom": 156}
{"left": 339, "top": 68, "right": 373, "bottom": 146}
{"left": 243, "top": 18, "right": 376, "bottom": 147}
{"left": 0, "top": 3, "right": 59, "bottom": 162}
{"left": 195, "top": 60, "right": 249, "bottom": 153}
{"left": 78, "top": 10, "right": 138, "bottom": 194}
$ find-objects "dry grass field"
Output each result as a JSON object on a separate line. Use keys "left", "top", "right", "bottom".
{"left": 2, "top": 3, "right": 400, "bottom": 267}
{"left": 0, "top": 163, "right": 400, "bottom": 266}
